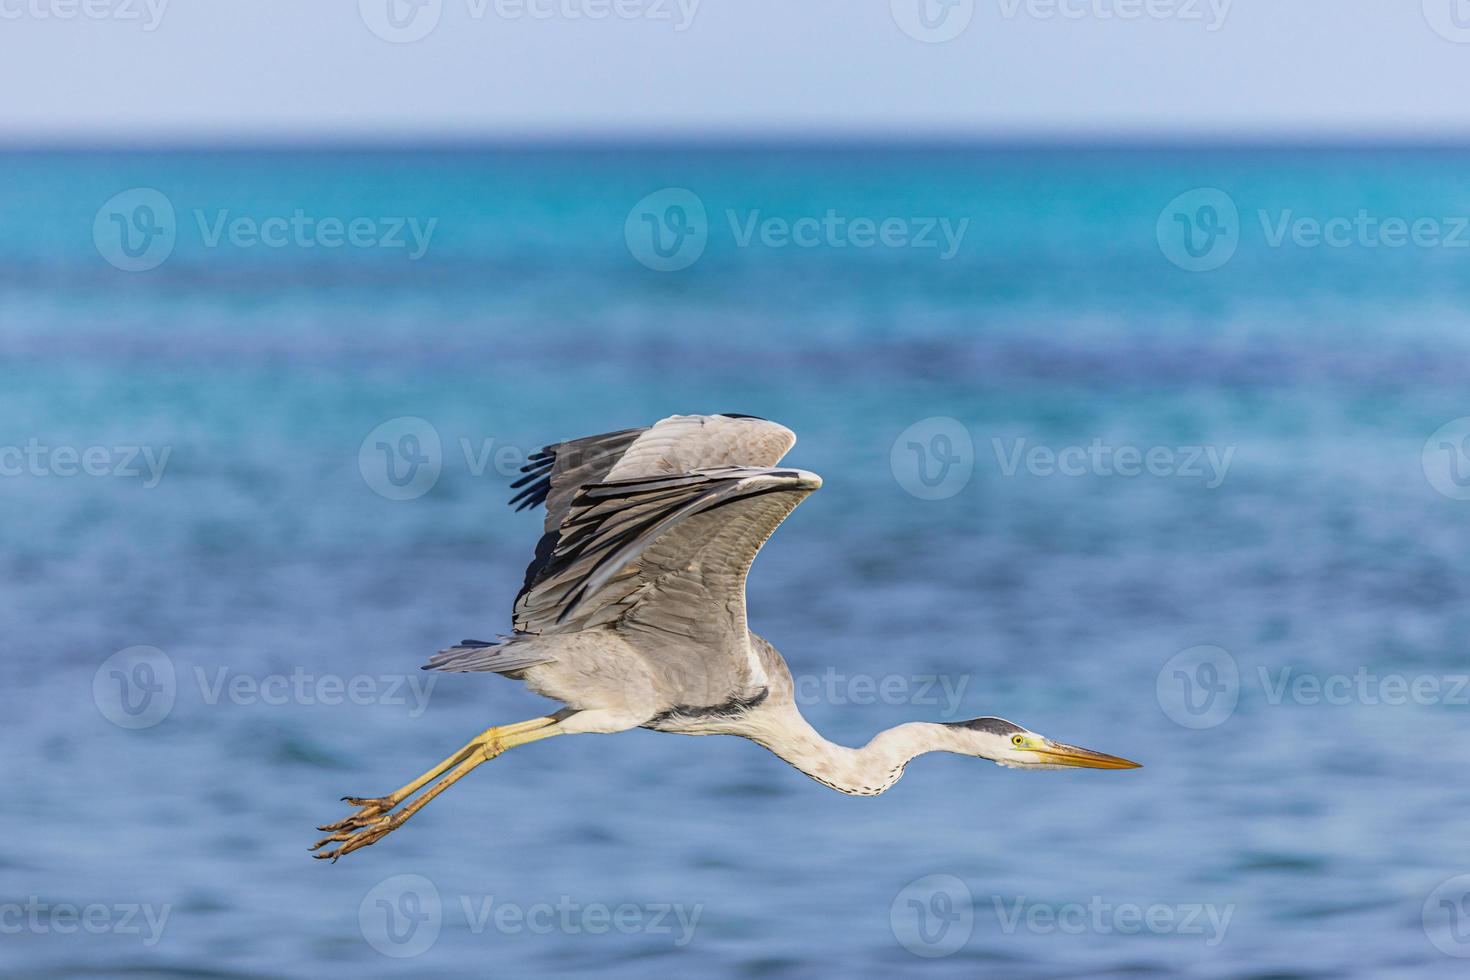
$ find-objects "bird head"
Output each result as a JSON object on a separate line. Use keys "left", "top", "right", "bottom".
{"left": 945, "top": 717, "right": 1141, "bottom": 770}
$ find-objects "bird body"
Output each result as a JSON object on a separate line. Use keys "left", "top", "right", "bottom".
{"left": 313, "top": 414, "right": 1138, "bottom": 861}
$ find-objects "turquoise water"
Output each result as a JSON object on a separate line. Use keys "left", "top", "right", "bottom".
{"left": 6, "top": 147, "right": 1470, "bottom": 978}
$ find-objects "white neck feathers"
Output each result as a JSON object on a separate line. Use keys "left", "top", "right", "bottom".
{"left": 743, "top": 710, "right": 969, "bottom": 797}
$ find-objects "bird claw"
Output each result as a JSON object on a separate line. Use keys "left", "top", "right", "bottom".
{"left": 316, "top": 812, "right": 380, "bottom": 832}
{"left": 313, "top": 794, "right": 408, "bottom": 860}
{"left": 310, "top": 813, "right": 402, "bottom": 862}
{"left": 342, "top": 795, "right": 392, "bottom": 808}
{"left": 316, "top": 796, "right": 394, "bottom": 832}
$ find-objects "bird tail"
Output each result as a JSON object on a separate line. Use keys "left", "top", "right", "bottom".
{"left": 422, "top": 635, "right": 553, "bottom": 674}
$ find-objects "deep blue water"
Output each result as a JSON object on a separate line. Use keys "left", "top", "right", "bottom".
{"left": 6, "top": 146, "right": 1470, "bottom": 978}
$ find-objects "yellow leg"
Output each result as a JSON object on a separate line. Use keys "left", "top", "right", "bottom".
{"left": 312, "top": 718, "right": 561, "bottom": 861}
{"left": 319, "top": 716, "right": 558, "bottom": 829}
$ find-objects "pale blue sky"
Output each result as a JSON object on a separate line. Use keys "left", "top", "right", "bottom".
{"left": 4, "top": 0, "right": 1469, "bottom": 141}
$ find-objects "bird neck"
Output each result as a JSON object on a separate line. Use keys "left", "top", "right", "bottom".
{"left": 748, "top": 708, "right": 970, "bottom": 797}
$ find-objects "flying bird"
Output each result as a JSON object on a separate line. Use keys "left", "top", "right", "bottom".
{"left": 313, "top": 413, "right": 1139, "bottom": 860}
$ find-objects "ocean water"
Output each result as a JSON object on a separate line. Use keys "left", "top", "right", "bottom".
{"left": 5, "top": 145, "right": 1470, "bottom": 978}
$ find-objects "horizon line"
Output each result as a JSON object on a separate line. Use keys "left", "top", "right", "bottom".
{"left": 5, "top": 127, "right": 1470, "bottom": 153}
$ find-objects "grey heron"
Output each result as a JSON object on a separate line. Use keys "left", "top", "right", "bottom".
{"left": 313, "top": 413, "right": 1139, "bottom": 861}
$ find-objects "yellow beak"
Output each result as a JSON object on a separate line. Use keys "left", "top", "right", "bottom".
{"left": 1026, "top": 739, "right": 1142, "bottom": 770}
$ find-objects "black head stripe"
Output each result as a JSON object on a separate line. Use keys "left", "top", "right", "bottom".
{"left": 947, "top": 717, "right": 1025, "bottom": 736}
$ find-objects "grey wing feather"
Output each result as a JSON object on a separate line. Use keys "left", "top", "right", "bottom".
{"left": 514, "top": 466, "right": 821, "bottom": 639}
{"left": 508, "top": 426, "right": 647, "bottom": 532}
{"left": 441, "top": 416, "right": 811, "bottom": 694}
{"left": 510, "top": 415, "right": 798, "bottom": 629}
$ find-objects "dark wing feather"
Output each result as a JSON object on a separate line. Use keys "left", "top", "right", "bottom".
{"left": 508, "top": 426, "right": 647, "bottom": 531}
{"left": 512, "top": 467, "right": 821, "bottom": 638}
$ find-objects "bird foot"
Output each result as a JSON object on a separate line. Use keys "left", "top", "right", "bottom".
{"left": 316, "top": 796, "right": 395, "bottom": 833}
{"left": 310, "top": 811, "right": 406, "bottom": 862}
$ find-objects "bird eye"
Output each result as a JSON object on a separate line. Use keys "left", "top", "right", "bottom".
{"left": 1011, "top": 734, "right": 1025, "bottom": 746}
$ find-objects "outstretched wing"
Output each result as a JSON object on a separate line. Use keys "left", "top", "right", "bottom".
{"left": 514, "top": 466, "right": 822, "bottom": 702}
{"left": 516, "top": 465, "right": 820, "bottom": 629}
{"left": 511, "top": 414, "right": 796, "bottom": 615}
{"left": 430, "top": 415, "right": 810, "bottom": 693}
